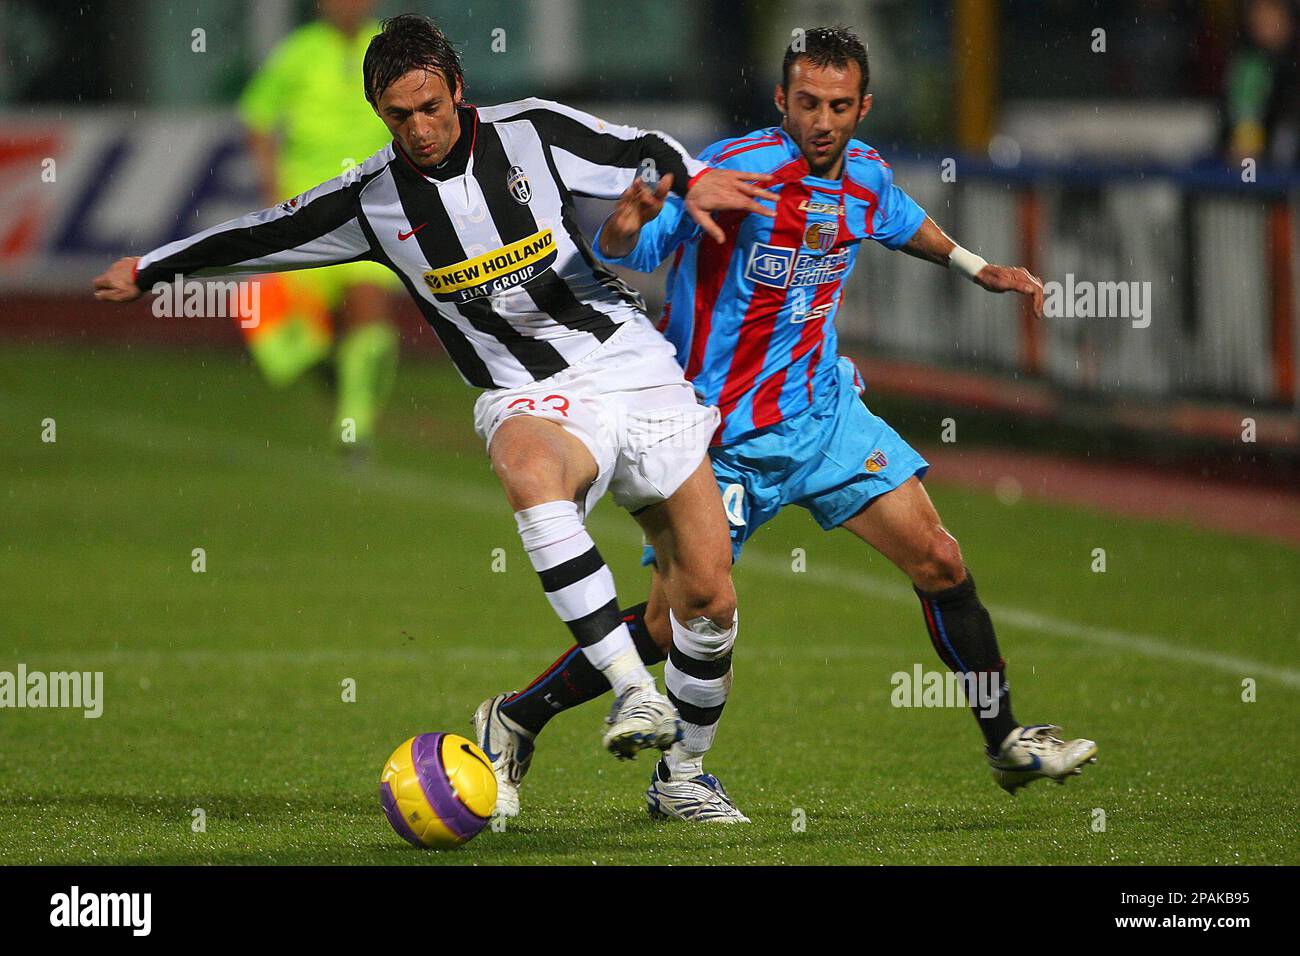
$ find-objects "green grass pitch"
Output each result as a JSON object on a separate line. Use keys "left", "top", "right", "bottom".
{"left": 1, "top": 344, "right": 1296, "bottom": 865}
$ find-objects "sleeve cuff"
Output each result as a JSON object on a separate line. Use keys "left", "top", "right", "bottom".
{"left": 685, "top": 165, "right": 712, "bottom": 194}
{"left": 133, "top": 259, "right": 162, "bottom": 291}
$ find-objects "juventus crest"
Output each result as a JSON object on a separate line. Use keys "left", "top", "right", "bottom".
{"left": 507, "top": 165, "right": 532, "bottom": 204}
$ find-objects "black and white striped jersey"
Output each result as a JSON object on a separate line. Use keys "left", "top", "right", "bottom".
{"left": 134, "top": 99, "right": 708, "bottom": 388}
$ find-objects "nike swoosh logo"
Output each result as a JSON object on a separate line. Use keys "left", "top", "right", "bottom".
{"left": 461, "top": 742, "right": 494, "bottom": 773}
{"left": 397, "top": 223, "right": 427, "bottom": 240}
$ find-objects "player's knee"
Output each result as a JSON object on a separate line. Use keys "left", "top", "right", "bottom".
{"left": 492, "top": 419, "right": 596, "bottom": 511}
{"left": 912, "top": 528, "right": 965, "bottom": 592}
{"left": 493, "top": 438, "right": 574, "bottom": 510}
{"left": 659, "top": 529, "right": 736, "bottom": 626}
{"left": 494, "top": 457, "right": 560, "bottom": 511}
{"left": 674, "top": 574, "right": 737, "bottom": 633}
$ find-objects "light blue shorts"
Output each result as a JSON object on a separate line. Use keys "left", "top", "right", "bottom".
{"left": 644, "top": 357, "right": 929, "bottom": 564}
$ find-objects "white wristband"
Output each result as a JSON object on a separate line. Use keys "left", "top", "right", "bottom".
{"left": 948, "top": 245, "right": 988, "bottom": 281}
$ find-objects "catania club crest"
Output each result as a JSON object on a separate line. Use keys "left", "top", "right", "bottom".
{"left": 803, "top": 221, "right": 838, "bottom": 253}
{"left": 507, "top": 165, "right": 532, "bottom": 204}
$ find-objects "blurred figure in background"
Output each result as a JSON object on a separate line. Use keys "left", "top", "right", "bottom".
{"left": 1222, "top": 0, "right": 1300, "bottom": 166}
{"left": 239, "top": 0, "right": 402, "bottom": 450}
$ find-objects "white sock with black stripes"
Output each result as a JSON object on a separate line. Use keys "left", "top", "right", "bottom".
{"left": 514, "top": 500, "right": 652, "bottom": 696}
{"left": 662, "top": 609, "right": 737, "bottom": 779}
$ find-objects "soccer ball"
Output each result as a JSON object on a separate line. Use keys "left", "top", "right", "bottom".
{"left": 379, "top": 732, "right": 497, "bottom": 849}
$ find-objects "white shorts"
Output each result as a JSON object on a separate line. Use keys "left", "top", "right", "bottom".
{"left": 473, "top": 318, "right": 719, "bottom": 516}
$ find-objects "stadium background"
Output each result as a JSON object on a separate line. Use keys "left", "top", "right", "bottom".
{"left": 1, "top": 0, "right": 1297, "bottom": 865}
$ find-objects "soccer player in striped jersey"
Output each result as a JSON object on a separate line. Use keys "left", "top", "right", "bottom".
{"left": 482, "top": 26, "right": 1097, "bottom": 822}
{"left": 92, "top": 15, "right": 780, "bottom": 778}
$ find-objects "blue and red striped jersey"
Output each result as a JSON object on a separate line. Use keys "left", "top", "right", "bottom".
{"left": 595, "top": 125, "right": 925, "bottom": 445}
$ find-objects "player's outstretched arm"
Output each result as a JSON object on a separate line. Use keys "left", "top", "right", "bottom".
{"left": 91, "top": 160, "right": 385, "bottom": 304}
{"left": 901, "top": 215, "right": 1045, "bottom": 318}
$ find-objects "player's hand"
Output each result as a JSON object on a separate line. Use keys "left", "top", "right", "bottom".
{"left": 684, "top": 169, "right": 779, "bottom": 243}
{"left": 92, "top": 256, "right": 143, "bottom": 303}
{"left": 602, "top": 173, "right": 675, "bottom": 249}
{"left": 974, "top": 264, "right": 1044, "bottom": 318}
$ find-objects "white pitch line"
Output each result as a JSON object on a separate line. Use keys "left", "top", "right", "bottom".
{"left": 67, "top": 409, "right": 1300, "bottom": 692}
{"left": 738, "top": 552, "right": 1300, "bottom": 691}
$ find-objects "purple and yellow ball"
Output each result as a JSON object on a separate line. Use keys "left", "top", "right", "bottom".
{"left": 379, "top": 732, "right": 497, "bottom": 849}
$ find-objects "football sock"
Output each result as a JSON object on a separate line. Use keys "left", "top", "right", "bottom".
{"left": 914, "top": 568, "right": 1019, "bottom": 752}
{"left": 662, "top": 609, "right": 737, "bottom": 778}
{"left": 499, "top": 603, "right": 663, "bottom": 736}
{"left": 514, "top": 501, "right": 652, "bottom": 698}
{"left": 335, "top": 322, "right": 399, "bottom": 444}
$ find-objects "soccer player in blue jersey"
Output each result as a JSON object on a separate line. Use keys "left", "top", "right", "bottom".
{"left": 475, "top": 26, "right": 1097, "bottom": 822}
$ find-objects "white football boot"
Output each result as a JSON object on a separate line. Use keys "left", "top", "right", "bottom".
{"left": 472, "top": 694, "right": 535, "bottom": 818}
{"left": 645, "top": 760, "right": 751, "bottom": 823}
{"left": 601, "top": 683, "right": 682, "bottom": 760}
{"left": 989, "top": 724, "right": 1098, "bottom": 794}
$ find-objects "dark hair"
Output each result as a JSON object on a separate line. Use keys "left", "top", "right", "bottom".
{"left": 363, "top": 14, "right": 464, "bottom": 105}
{"left": 782, "top": 26, "right": 870, "bottom": 97}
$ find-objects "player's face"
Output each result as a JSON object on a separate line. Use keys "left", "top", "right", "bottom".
{"left": 374, "top": 68, "right": 462, "bottom": 168}
{"left": 776, "top": 59, "right": 872, "bottom": 178}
